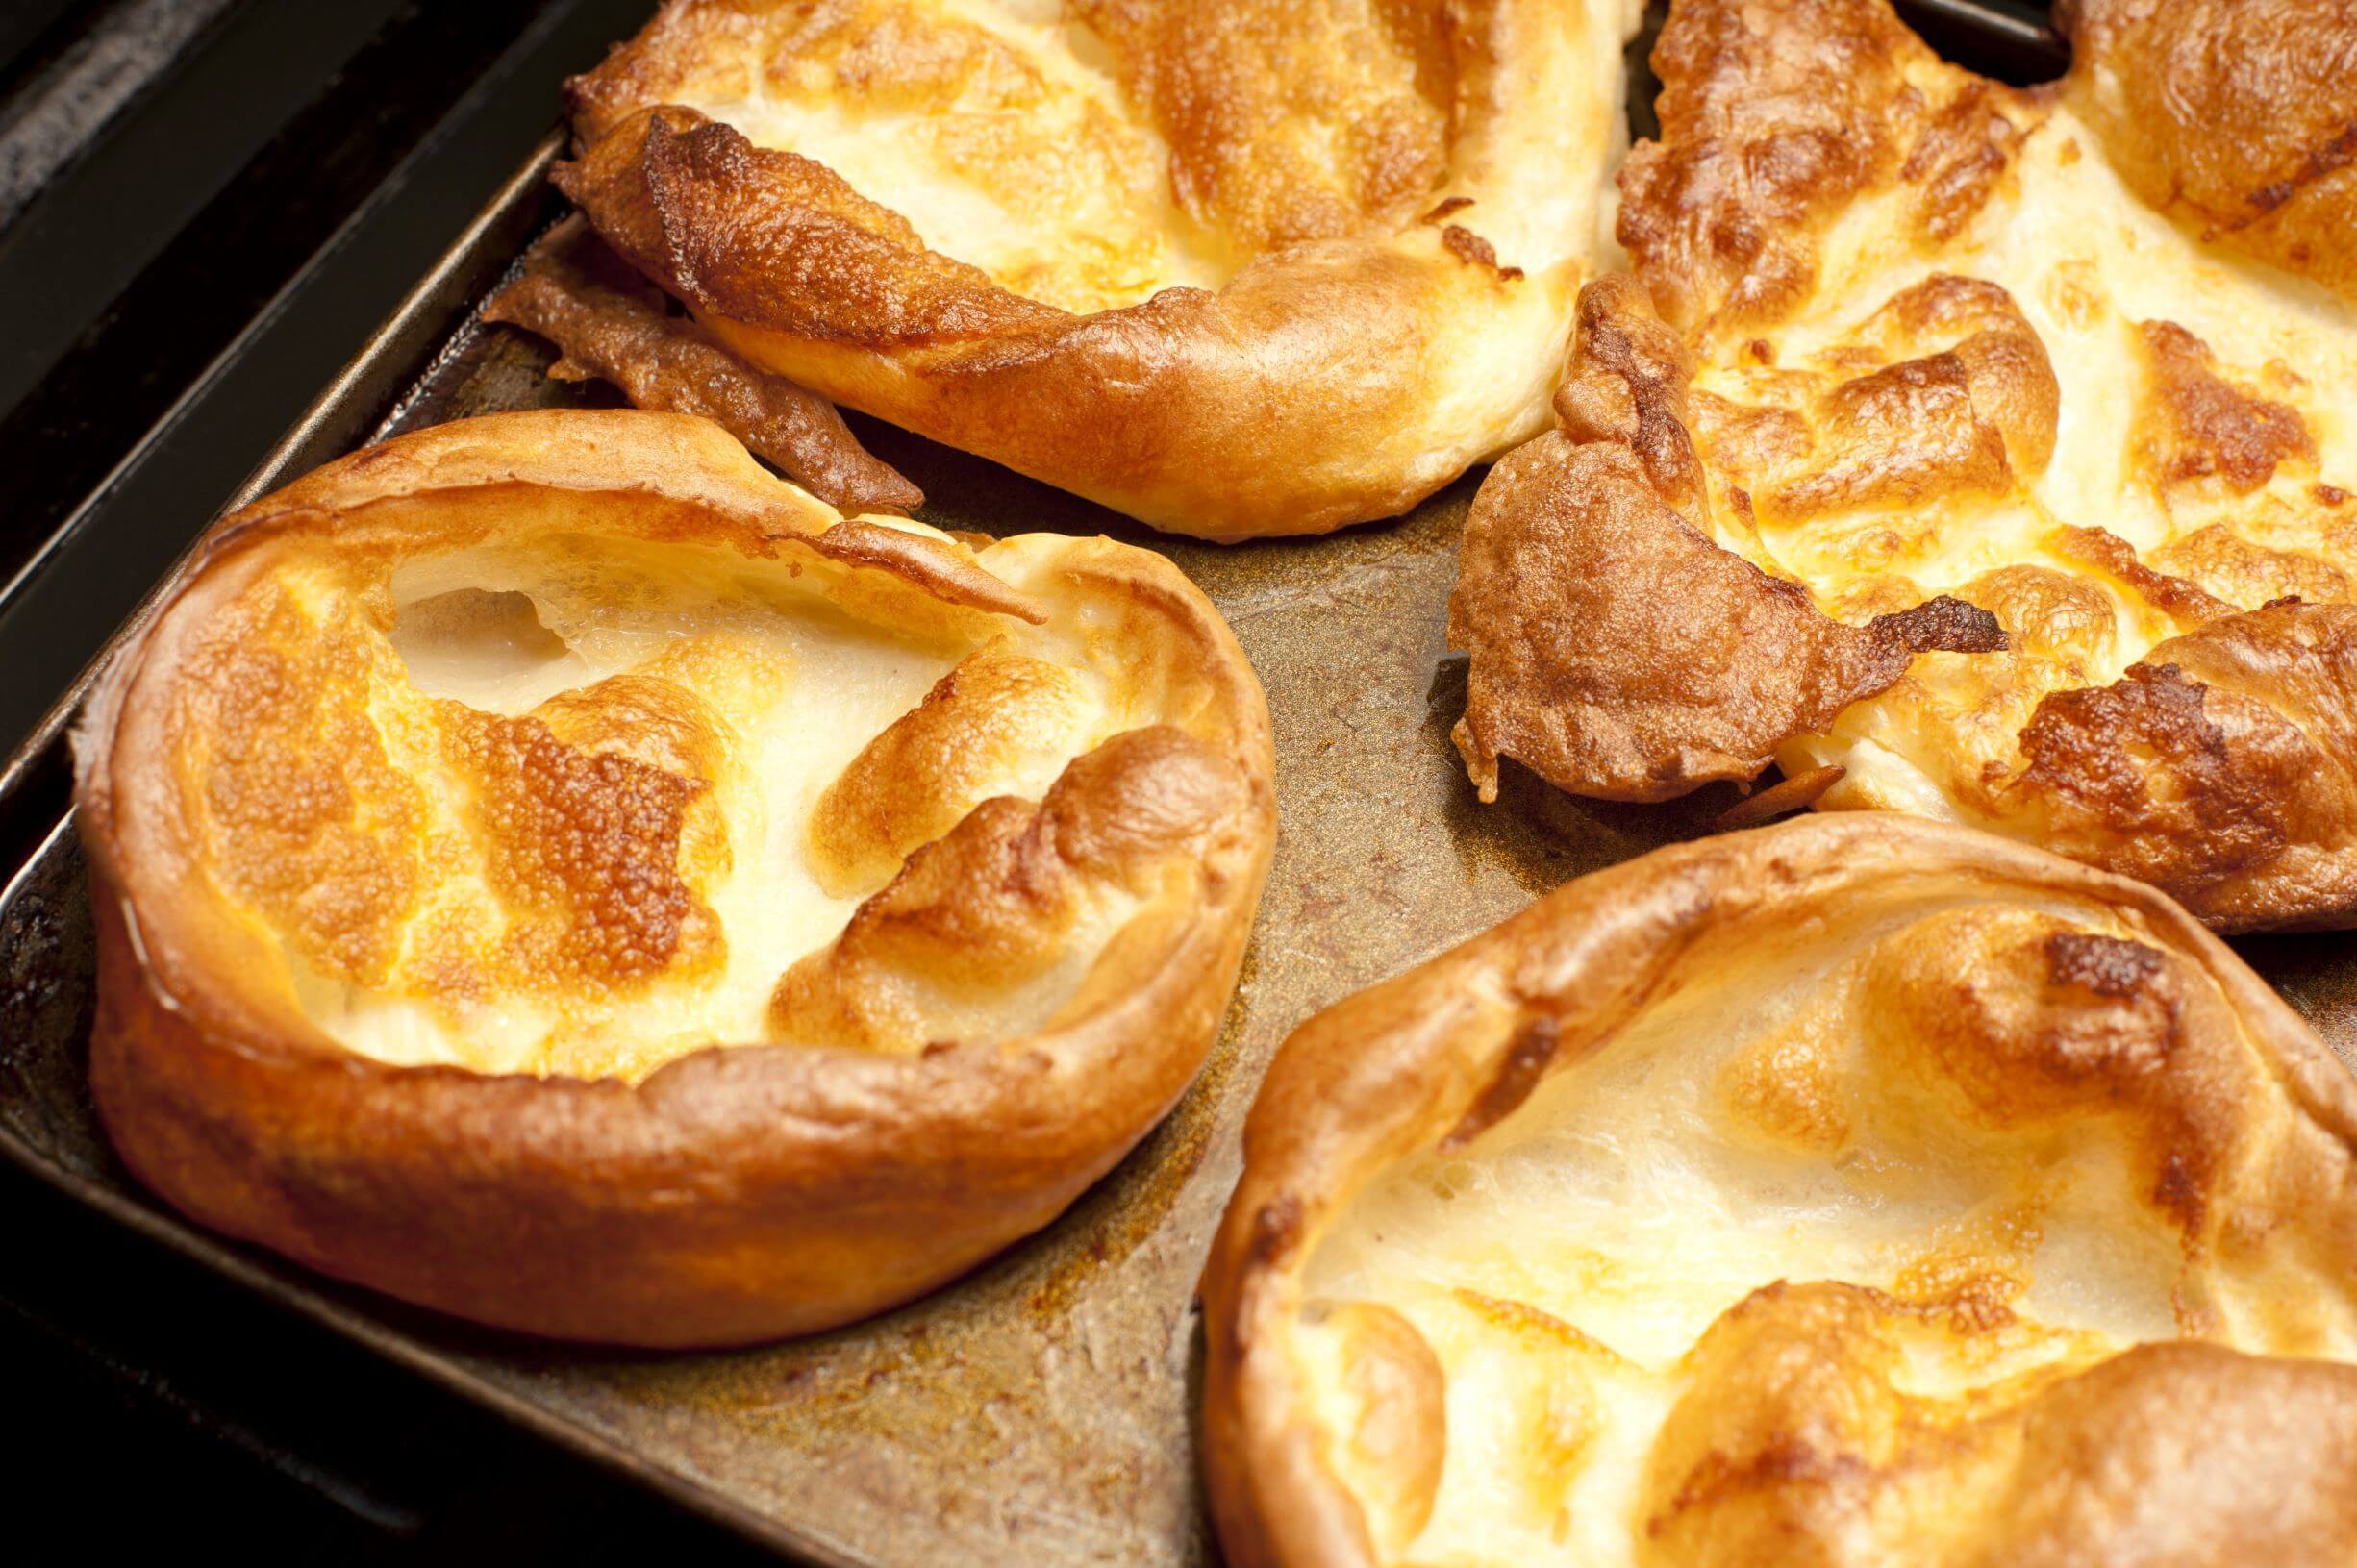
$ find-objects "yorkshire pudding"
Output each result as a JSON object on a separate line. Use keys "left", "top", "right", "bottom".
{"left": 73, "top": 409, "right": 1274, "bottom": 1346}
{"left": 1449, "top": 0, "right": 2357, "bottom": 930}
{"left": 546, "top": 0, "right": 1643, "bottom": 540}
{"left": 1203, "top": 813, "right": 2357, "bottom": 1568}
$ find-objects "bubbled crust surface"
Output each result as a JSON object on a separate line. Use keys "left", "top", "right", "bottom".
{"left": 1201, "top": 814, "right": 2357, "bottom": 1568}
{"left": 553, "top": 0, "right": 1642, "bottom": 539}
{"left": 72, "top": 409, "right": 1275, "bottom": 1346}
{"left": 2062, "top": 0, "right": 2357, "bottom": 305}
{"left": 1451, "top": 0, "right": 2357, "bottom": 930}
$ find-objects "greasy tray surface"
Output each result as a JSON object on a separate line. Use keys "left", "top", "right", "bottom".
{"left": 0, "top": 10, "right": 2347, "bottom": 1568}
{"left": 13, "top": 298, "right": 2357, "bottom": 1568}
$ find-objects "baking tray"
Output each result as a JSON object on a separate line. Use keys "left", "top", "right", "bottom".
{"left": 2, "top": 4, "right": 2342, "bottom": 1564}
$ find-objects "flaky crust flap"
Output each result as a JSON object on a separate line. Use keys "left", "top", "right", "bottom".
{"left": 1450, "top": 0, "right": 2357, "bottom": 931}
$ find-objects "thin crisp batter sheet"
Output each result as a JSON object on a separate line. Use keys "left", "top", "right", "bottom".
{"left": 247, "top": 534, "right": 1126, "bottom": 1082}
{"left": 1291, "top": 897, "right": 2357, "bottom": 1566}
{"left": 1732, "top": 103, "right": 2357, "bottom": 811}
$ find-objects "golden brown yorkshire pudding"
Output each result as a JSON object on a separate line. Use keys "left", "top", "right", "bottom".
{"left": 1203, "top": 813, "right": 2357, "bottom": 1568}
{"left": 547, "top": 0, "right": 1644, "bottom": 541}
{"left": 1449, "top": 0, "right": 2357, "bottom": 930}
{"left": 72, "top": 409, "right": 1274, "bottom": 1347}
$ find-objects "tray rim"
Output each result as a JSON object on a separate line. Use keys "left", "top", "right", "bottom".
{"left": 0, "top": 821, "right": 846, "bottom": 1567}
{"left": 0, "top": 131, "right": 566, "bottom": 815}
{"left": 0, "top": 131, "right": 861, "bottom": 1568}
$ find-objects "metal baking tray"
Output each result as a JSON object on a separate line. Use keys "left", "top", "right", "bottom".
{"left": 1, "top": 4, "right": 2342, "bottom": 1564}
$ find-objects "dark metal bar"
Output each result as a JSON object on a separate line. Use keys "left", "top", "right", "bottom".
{"left": 0, "top": 0, "right": 410, "bottom": 419}
{"left": 0, "top": 0, "right": 648, "bottom": 761}
{"left": 1896, "top": 0, "right": 2069, "bottom": 80}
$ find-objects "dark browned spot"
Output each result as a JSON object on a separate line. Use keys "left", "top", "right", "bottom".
{"left": 1444, "top": 1016, "right": 1561, "bottom": 1149}
{"left": 2247, "top": 120, "right": 2357, "bottom": 216}
{"left": 2136, "top": 320, "right": 2315, "bottom": 492}
{"left": 2044, "top": 932, "right": 2164, "bottom": 999}
{"left": 1441, "top": 223, "right": 1522, "bottom": 281}
{"left": 2152, "top": 1149, "right": 2204, "bottom": 1229}
{"left": 2009, "top": 660, "right": 2290, "bottom": 896}
{"left": 1869, "top": 594, "right": 2007, "bottom": 657}
{"left": 1246, "top": 1194, "right": 1305, "bottom": 1269}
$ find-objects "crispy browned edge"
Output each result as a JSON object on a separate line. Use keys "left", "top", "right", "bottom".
{"left": 1451, "top": 0, "right": 2357, "bottom": 933}
{"left": 1197, "top": 813, "right": 2357, "bottom": 1568}
{"left": 71, "top": 409, "right": 1277, "bottom": 1348}
{"left": 545, "top": 0, "right": 1586, "bottom": 542}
